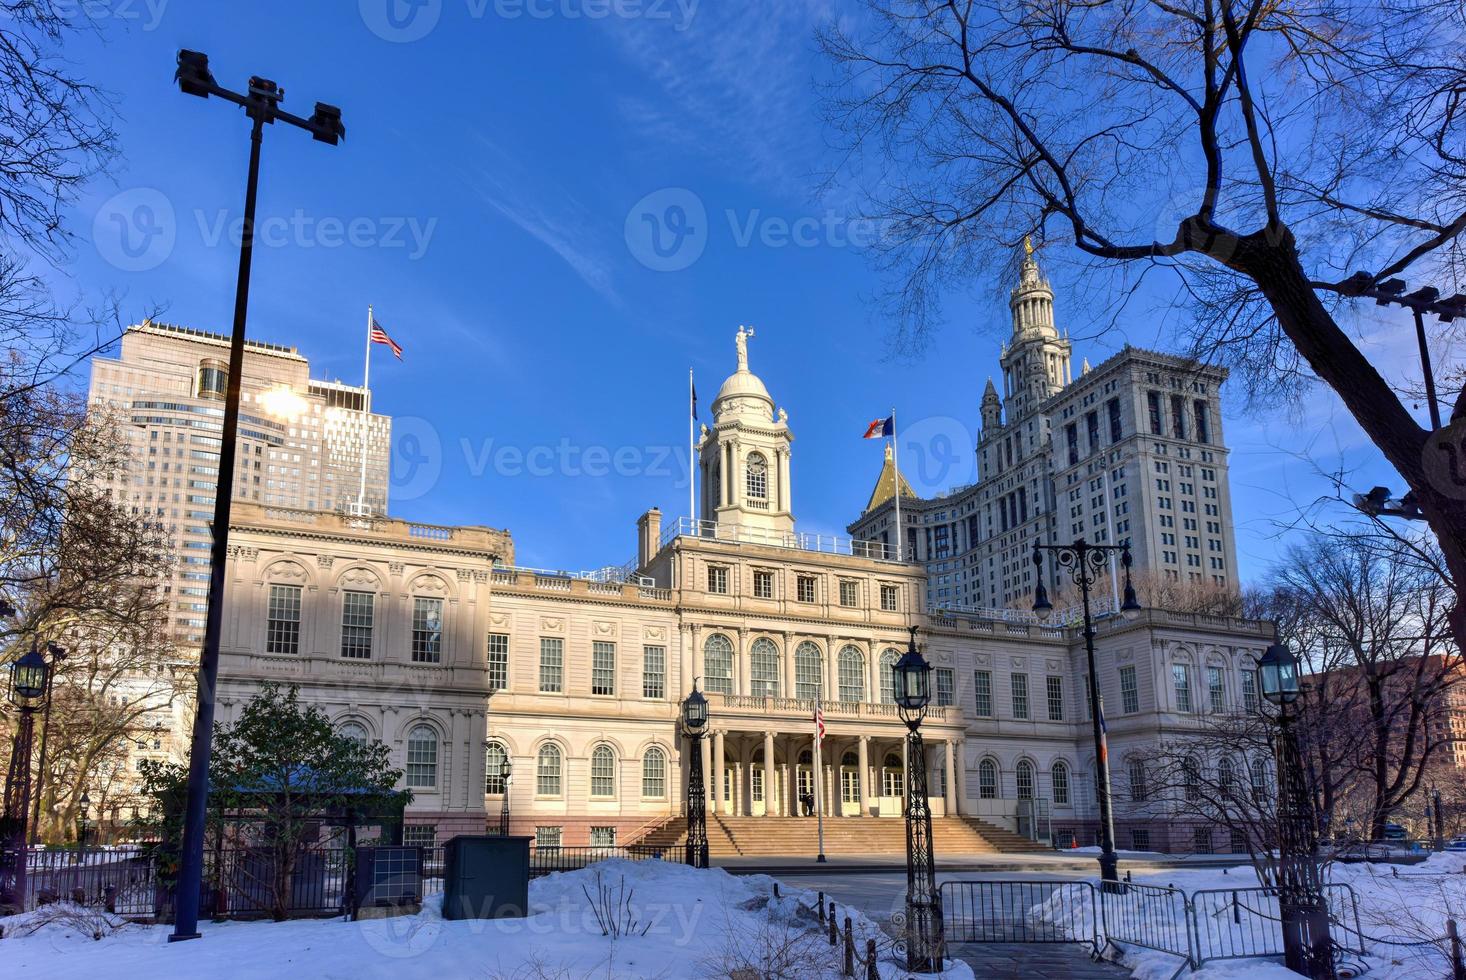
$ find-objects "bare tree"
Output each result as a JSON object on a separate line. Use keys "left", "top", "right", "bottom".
{"left": 820, "top": 0, "right": 1466, "bottom": 650}
{"left": 1263, "top": 532, "right": 1460, "bottom": 840}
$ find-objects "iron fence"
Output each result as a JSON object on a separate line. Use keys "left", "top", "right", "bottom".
{"left": 418, "top": 843, "right": 669, "bottom": 896}
{"left": 1187, "top": 883, "right": 1365, "bottom": 967}
{"left": 940, "top": 879, "right": 1097, "bottom": 950}
{"left": 204, "top": 846, "right": 352, "bottom": 919}
{"left": 22, "top": 848, "right": 160, "bottom": 917}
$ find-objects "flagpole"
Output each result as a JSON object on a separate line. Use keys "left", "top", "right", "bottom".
{"left": 356, "top": 305, "right": 373, "bottom": 516}
{"left": 891, "top": 407, "right": 903, "bottom": 561}
{"left": 689, "top": 368, "right": 696, "bottom": 531}
{"left": 814, "top": 686, "right": 826, "bottom": 863}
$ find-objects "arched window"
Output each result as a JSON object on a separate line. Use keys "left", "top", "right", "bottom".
{"left": 1128, "top": 759, "right": 1149, "bottom": 802}
{"left": 1218, "top": 757, "right": 1236, "bottom": 800}
{"left": 838, "top": 645, "right": 865, "bottom": 702}
{"left": 1051, "top": 762, "right": 1070, "bottom": 805}
{"left": 590, "top": 744, "right": 616, "bottom": 798}
{"left": 704, "top": 634, "right": 734, "bottom": 695}
{"left": 746, "top": 452, "right": 768, "bottom": 500}
{"left": 1016, "top": 760, "right": 1035, "bottom": 800}
{"left": 750, "top": 638, "right": 780, "bottom": 697}
{"left": 795, "top": 642, "right": 823, "bottom": 699}
{"left": 338, "top": 720, "right": 368, "bottom": 744}
{"left": 879, "top": 649, "right": 899, "bottom": 704}
{"left": 1183, "top": 756, "right": 1202, "bottom": 802}
{"left": 1249, "top": 758, "right": 1269, "bottom": 802}
{"left": 978, "top": 759, "right": 999, "bottom": 799}
{"left": 799, "top": 749, "right": 814, "bottom": 765}
{"left": 642, "top": 746, "right": 667, "bottom": 798}
{"left": 406, "top": 725, "right": 437, "bottom": 788}
{"left": 536, "top": 743, "right": 563, "bottom": 797}
{"left": 485, "top": 741, "right": 508, "bottom": 794}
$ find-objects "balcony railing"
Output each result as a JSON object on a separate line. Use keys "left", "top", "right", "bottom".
{"left": 660, "top": 516, "right": 906, "bottom": 563}
{"left": 712, "top": 692, "right": 958, "bottom": 723}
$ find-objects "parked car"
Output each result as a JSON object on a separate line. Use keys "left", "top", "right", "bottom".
{"left": 1445, "top": 836, "right": 1466, "bottom": 852}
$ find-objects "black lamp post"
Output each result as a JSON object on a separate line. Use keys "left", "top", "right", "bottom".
{"left": 1, "top": 642, "right": 52, "bottom": 912}
{"left": 1032, "top": 539, "right": 1140, "bottom": 884}
{"left": 681, "top": 681, "right": 710, "bottom": 869}
{"left": 77, "top": 791, "right": 91, "bottom": 849}
{"left": 894, "top": 626, "right": 944, "bottom": 973}
{"left": 499, "top": 757, "right": 513, "bottom": 837}
{"left": 1258, "top": 643, "right": 1335, "bottom": 979}
{"left": 168, "top": 49, "right": 343, "bottom": 944}
{"left": 29, "top": 642, "right": 66, "bottom": 846}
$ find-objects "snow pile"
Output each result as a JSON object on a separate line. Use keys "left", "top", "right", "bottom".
{"left": 1031, "top": 854, "right": 1466, "bottom": 979}
{"left": 0, "top": 857, "right": 973, "bottom": 979}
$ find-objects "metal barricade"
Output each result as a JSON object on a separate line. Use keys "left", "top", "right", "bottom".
{"left": 1099, "top": 881, "right": 1193, "bottom": 972}
{"left": 939, "top": 879, "right": 1098, "bottom": 952}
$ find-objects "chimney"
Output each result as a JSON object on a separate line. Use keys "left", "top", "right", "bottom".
{"left": 637, "top": 507, "right": 662, "bottom": 569}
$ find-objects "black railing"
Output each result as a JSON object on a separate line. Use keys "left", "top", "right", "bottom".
{"left": 23, "top": 847, "right": 160, "bottom": 917}
{"left": 204, "top": 846, "right": 351, "bottom": 919}
{"left": 1188, "top": 884, "right": 1366, "bottom": 967}
{"left": 941, "top": 879, "right": 1097, "bottom": 950}
{"left": 419, "top": 843, "right": 669, "bottom": 896}
{"left": 1099, "top": 881, "right": 1192, "bottom": 965}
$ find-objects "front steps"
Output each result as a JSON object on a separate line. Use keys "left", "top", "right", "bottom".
{"left": 630, "top": 813, "right": 1046, "bottom": 857}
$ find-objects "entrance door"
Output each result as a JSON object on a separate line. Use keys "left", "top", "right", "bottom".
{"left": 839, "top": 751, "right": 861, "bottom": 816}
{"left": 879, "top": 753, "right": 903, "bottom": 817}
{"left": 752, "top": 765, "right": 766, "bottom": 816}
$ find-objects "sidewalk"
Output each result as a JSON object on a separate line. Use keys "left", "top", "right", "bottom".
{"left": 715, "top": 850, "right": 1252, "bottom": 876}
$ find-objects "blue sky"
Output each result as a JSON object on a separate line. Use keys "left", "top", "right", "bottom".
{"left": 57, "top": 0, "right": 1413, "bottom": 583}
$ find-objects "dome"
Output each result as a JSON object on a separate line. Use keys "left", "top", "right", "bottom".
{"left": 714, "top": 367, "right": 772, "bottom": 407}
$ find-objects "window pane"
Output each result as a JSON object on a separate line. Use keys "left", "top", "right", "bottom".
{"left": 974, "top": 670, "right": 992, "bottom": 716}
{"left": 485, "top": 742, "right": 507, "bottom": 793}
{"left": 341, "top": 590, "right": 374, "bottom": 659}
{"left": 592, "top": 641, "right": 616, "bottom": 696}
{"left": 795, "top": 642, "right": 822, "bottom": 699}
{"left": 539, "top": 637, "right": 564, "bottom": 692}
{"left": 750, "top": 639, "right": 780, "bottom": 697}
{"left": 705, "top": 634, "right": 734, "bottom": 695}
{"left": 1011, "top": 673, "right": 1029, "bottom": 719}
{"left": 487, "top": 633, "right": 509, "bottom": 691}
{"left": 1120, "top": 666, "right": 1139, "bottom": 714}
{"left": 880, "top": 651, "right": 898, "bottom": 704}
{"left": 267, "top": 585, "right": 301, "bottom": 655}
{"left": 642, "top": 747, "right": 666, "bottom": 797}
{"left": 590, "top": 745, "right": 616, "bottom": 797}
{"left": 838, "top": 646, "right": 864, "bottom": 702}
{"left": 1046, "top": 675, "right": 1064, "bottom": 721}
{"left": 537, "top": 745, "right": 563, "bottom": 796}
{"left": 412, "top": 597, "right": 444, "bottom": 663}
{"left": 936, "top": 668, "right": 954, "bottom": 707}
{"left": 643, "top": 645, "right": 666, "bottom": 699}
{"left": 406, "top": 725, "right": 437, "bottom": 788}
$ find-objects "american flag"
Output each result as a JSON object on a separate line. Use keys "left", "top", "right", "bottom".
{"left": 369, "top": 315, "right": 403, "bottom": 359}
{"left": 813, "top": 697, "right": 825, "bottom": 743}
{"left": 1097, "top": 699, "right": 1109, "bottom": 765}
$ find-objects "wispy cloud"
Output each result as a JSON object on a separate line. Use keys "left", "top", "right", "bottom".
{"left": 603, "top": 1, "right": 833, "bottom": 198}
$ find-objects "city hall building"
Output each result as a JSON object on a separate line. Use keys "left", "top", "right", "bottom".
{"left": 210, "top": 256, "right": 1274, "bottom": 855}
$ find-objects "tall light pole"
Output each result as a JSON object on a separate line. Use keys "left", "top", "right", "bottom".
{"left": 681, "top": 681, "right": 709, "bottom": 869}
{"left": 168, "top": 50, "right": 344, "bottom": 944}
{"left": 1259, "top": 643, "right": 1335, "bottom": 980}
{"left": 498, "top": 757, "right": 512, "bottom": 837}
{"left": 1032, "top": 539, "right": 1142, "bottom": 883}
{"left": 894, "top": 626, "right": 943, "bottom": 974}
{"left": 29, "top": 642, "right": 66, "bottom": 845}
{"left": 1, "top": 643, "right": 52, "bottom": 912}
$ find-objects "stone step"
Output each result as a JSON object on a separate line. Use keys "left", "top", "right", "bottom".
{"left": 634, "top": 814, "right": 1044, "bottom": 857}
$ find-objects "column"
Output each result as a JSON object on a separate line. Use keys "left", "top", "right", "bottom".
{"left": 944, "top": 739, "right": 957, "bottom": 817}
{"left": 763, "top": 731, "right": 776, "bottom": 817}
{"left": 701, "top": 732, "right": 713, "bottom": 806}
{"left": 782, "top": 632, "right": 796, "bottom": 700}
{"left": 736, "top": 629, "right": 750, "bottom": 697}
{"left": 857, "top": 735, "right": 870, "bottom": 817}
{"left": 953, "top": 739, "right": 968, "bottom": 817}
{"left": 713, "top": 730, "right": 726, "bottom": 815}
{"left": 733, "top": 761, "right": 744, "bottom": 815}
{"left": 787, "top": 750, "right": 798, "bottom": 817}
{"left": 778, "top": 449, "right": 791, "bottom": 514}
{"left": 825, "top": 634, "right": 839, "bottom": 701}
{"left": 825, "top": 760, "right": 837, "bottom": 817}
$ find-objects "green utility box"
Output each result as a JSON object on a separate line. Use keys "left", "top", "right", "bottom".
{"left": 441, "top": 835, "right": 530, "bottom": 920}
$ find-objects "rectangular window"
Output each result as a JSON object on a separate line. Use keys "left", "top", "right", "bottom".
{"left": 1193, "top": 827, "right": 1214, "bottom": 854}
{"left": 643, "top": 645, "right": 666, "bottom": 699}
{"left": 880, "top": 584, "right": 899, "bottom": 611}
{"left": 1120, "top": 665, "right": 1139, "bottom": 714}
{"left": 753, "top": 570, "right": 773, "bottom": 599}
{"left": 974, "top": 670, "right": 992, "bottom": 716}
{"left": 1207, "top": 665, "right": 1225, "bottom": 713}
{"left": 1107, "top": 397, "right": 1123, "bottom": 443}
{"left": 797, "top": 576, "right": 817, "bottom": 603}
{"left": 1230, "top": 828, "right": 1249, "bottom": 854}
{"left": 589, "top": 826, "right": 616, "bottom": 849}
{"left": 266, "top": 584, "right": 301, "bottom": 655}
{"left": 487, "top": 633, "right": 509, "bottom": 691}
{"left": 1172, "top": 664, "right": 1192, "bottom": 712}
{"left": 535, "top": 826, "right": 563, "bottom": 849}
{"left": 1011, "top": 673, "right": 1030, "bottom": 720}
{"left": 1147, "top": 392, "right": 1163, "bottom": 435}
{"left": 1086, "top": 410, "right": 1100, "bottom": 453}
{"left": 1066, "top": 423, "right": 1079, "bottom": 466}
{"left": 340, "top": 590, "right": 373, "bottom": 659}
{"left": 936, "top": 668, "right": 954, "bottom": 707}
{"left": 1194, "top": 400, "right": 1210, "bottom": 444}
{"left": 539, "top": 637, "right": 564, "bottom": 693}
{"left": 1046, "top": 675, "right": 1064, "bottom": 721}
{"left": 839, "top": 580, "right": 858, "bottom": 607}
{"left": 1171, "top": 394, "right": 1187, "bottom": 439}
{"left": 1131, "top": 828, "right": 1151, "bottom": 851}
{"left": 592, "top": 641, "right": 616, "bottom": 696}
{"left": 707, "top": 565, "right": 729, "bottom": 594}
{"left": 1241, "top": 669, "right": 1258, "bottom": 713}
{"left": 411, "top": 597, "right": 444, "bottom": 663}
{"left": 403, "top": 825, "right": 438, "bottom": 848}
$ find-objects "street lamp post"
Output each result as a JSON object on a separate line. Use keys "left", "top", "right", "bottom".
{"left": 499, "top": 757, "right": 513, "bottom": 837}
{"left": 77, "top": 791, "right": 91, "bottom": 849}
{"left": 1, "top": 643, "right": 52, "bottom": 912}
{"left": 1259, "top": 643, "right": 1335, "bottom": 980}
{"left": 894, "top": 626, "right": 944, "bottom": 974}
{"left": 1032, "top": 539, "right": 1142, "bottom": 884}
{"left": 680, "top": 681, "right": 709, "bottom": 869}
{"left": 168, "top": 50, "right": 343, "bottom": 944}
{"left": 29, "top": 642, "right": 66, "bottom": 846}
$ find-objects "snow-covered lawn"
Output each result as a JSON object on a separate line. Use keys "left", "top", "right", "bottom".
{"left": 0, "top": 858, "right": 973, "bottom": 979}
{"left": 1037, "top": 852, "right": 1466, "bottom": 979}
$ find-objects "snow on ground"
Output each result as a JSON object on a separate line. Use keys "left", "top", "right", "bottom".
{"left": 1034, "top": 852, "right": 1466, "bottom": 979}
{"left": 0, "top": 858, "right": 973, "bottom": 979}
